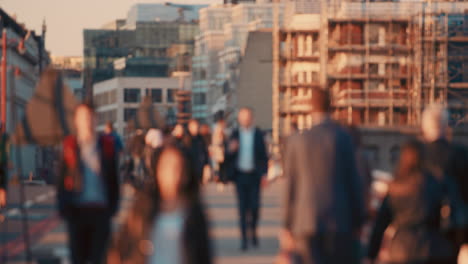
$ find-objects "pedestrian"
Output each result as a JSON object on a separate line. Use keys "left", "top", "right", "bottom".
{"left": 211, "top": 115, "right": 228, "bottom": 189}
{"left": 421, "top": 105, "right": 468, "bottom": 249}
{"left": 57, "top": 103, "right": 120, "bottom": 264}
{"left": 103, "top": 121, "right": 124, "bottom": 154}
{"left": 143, "top": 128, "right": 164, "bottom": 178}
{"left": 280, "top": 88, "right": 365, "bottom": 264}
{"left": 187, "top": 119, "right": 209, "bottom": 184}
{"left": 367, "top": 140, "right": 457, "bottom": 264}
{"left": 108, "top": 143, "right": 212, "bottom": 264}
{"left": 172, "top": 123, "right": 191, "bottom": 148}
{"left": 227, "top": 107, "right": 269, "bottom": 251}
{"left": 0, "top": 123, "right": 8, "bottom": 208}
{"left": 200, "top": 123, "right": 212, "bottom": 147}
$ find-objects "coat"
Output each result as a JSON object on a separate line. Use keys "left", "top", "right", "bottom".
{"left": 368, "top": 172, "right": 456, "bottom": 264}
{"left": 226, "top": 127, "right": 268, "bottom": 182}
{"left": 282, "top": 119, "right": 365, "bottom": 236}
{"left": 57, "top": 134, "right": 120, "bottom": 219}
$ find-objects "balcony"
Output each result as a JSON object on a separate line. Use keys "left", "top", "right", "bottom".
{"left": 333, "top": 89, "right": 409, "bottom": 107}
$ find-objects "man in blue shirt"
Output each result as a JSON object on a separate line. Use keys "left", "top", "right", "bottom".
{"left": 227, "top": 108, "right": 268, "bottom": 251}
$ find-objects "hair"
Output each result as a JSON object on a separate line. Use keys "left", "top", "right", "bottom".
{"left": 310, "top": 88, "right": 331, "bottom": 113}
{"left": 105, "top": 121, "right": 114, "bottom": 129}
{"left": 422, "top": 104, "right": 449, "bottom": 141}
{"left": 149, "top": 143, "right": 200, "bottom": 204}
{"left": 394, "top": 139, "right": 424, "bottom": 188}
{"left": 75, "top": 102, "right": 95, "bottom": 115}
{"left": 239, "top": 107, "right": 254, "bottom": 114}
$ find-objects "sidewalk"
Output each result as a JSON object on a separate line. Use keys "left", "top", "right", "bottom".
{"left": 9, "top": 181, "right": 284, "bottom": 264}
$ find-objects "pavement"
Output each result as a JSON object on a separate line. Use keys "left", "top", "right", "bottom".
{"left": 0, "top": 180, "right": 284, "bottom": 264}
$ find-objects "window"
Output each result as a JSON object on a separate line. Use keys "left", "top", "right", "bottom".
{"left": 167, "top": 89, "right": 176, "bottom": 103}
{"left": 124, "top": 88, "right": 140, "bottom": 103}
{"left": 124, "top": 108, "right": 137, "bottom": 122}
{"left": 369, "top": 63, "right": 379, "bottom": 75}
{"left": 151, "top": 88, "right": 163, "bottom": 103}
{"left": 311, "top": 72, "right": 319, "bottom": 83}
{"left": 193, "top": 93, "right": 206, "bottom": 105}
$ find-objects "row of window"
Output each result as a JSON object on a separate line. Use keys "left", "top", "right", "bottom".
{"left": 123, "top": 88, "right": 176, "bottom": 104}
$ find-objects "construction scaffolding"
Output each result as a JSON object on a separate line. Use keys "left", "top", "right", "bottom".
{"left": 272, "top": 0, "right": 468, "bottom": 146}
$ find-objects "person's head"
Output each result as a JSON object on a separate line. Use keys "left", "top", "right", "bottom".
{"left": 200, "top": 124, "right": 211, "bottom": 136}
{"left": 394, "top": 139, "right": 425, "bottom": 181}
{"left": 104, "top": 121, "right": 114, "bottom": 135}
{"left": 188, "top": 119, "right": 199, "bottom": 136}
{"left": 152, "top": 144, "right": 198, "bottom": 202}
{"left": 422, "top": 104, "right": 449, "bottom": 142}
{"left": 310, "top": 88, "right": 331, "bottom": 114}
{"left": 238, "top": 107, "right": 254, "bottom": 129}
{"left": 145, "top": 128, "right": 164, "bottom": 149}
{"left": 172, "top": 123, "right": 185, "bottom": 139}
{"left": 74, "top": 103, "right": 95, "bottom": 141}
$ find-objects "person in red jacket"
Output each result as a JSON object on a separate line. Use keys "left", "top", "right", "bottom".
{"left": 57, "top": 103, "right": 120, "bottom": 264}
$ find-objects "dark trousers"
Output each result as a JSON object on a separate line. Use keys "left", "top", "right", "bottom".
{"left": 235, "top": 171, "right": 261, "bottom": 243}
{"left": 295, "top": 233, "right": 360, "bottom": 264}
{"left": 66, "top": 208, "right": 111, "bottom": 264}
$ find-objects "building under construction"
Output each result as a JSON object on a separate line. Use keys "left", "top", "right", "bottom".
{"left": 273, "top": 0, "right": 468, "bottom": 169}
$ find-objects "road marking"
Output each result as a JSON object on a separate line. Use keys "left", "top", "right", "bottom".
{"left": 36, "top": 193, "right": 49, "bottom": 203}
{"left": 6, "top": 208, "right": 20, "bottom": 216}
{"left": 25, "top": 200, "right": 34, "bottom": 208}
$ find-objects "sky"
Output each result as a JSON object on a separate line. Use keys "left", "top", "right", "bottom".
{"left": 1, "top": 0, "right": 216, "bottom": 57}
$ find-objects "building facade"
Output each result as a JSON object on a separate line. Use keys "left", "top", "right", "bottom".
{"left": 273, "top": 0, "right": 468, "bottom": 170}
{"left": 0, "top": 8, "right": 50, "bottom": 177}
{"left": 93, "top": 76, "right": 191, "bottom": 136}
{"left": 192, "top": 2, "right": 284, "bottom": 122}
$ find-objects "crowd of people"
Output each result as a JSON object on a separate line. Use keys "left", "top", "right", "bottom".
{"left": 1, "top": 86, "right": 467, "bottom": 264}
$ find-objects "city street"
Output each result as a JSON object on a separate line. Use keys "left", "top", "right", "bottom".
{"left": 0, "top": 180, "right": 283, "bottom": 264}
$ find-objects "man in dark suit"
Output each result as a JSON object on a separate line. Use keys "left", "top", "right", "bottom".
{"left": 227, "top": 107, "right": 268, "bottom": 251}
{"left": 281, "top": 88, "right": 365, "bottom": 264}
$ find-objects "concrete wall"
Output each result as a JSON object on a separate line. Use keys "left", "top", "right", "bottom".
{"left": 237, "top": 31, "right": 273, "bottom": 131}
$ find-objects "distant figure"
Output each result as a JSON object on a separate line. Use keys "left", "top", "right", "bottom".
{"left": 57, "top": 103, "right": 120, "bottom": 264}
{"left": 421, "top": 105, "right": 468, "bottom": 248}
{"left": 143, "top": 128, "right": 164, "bottom": 181}
{"left": 281, "top": 88, "right": 365, "bottom": 264}
{"left": 227, "top": 107, "right": 268, "bottom": 251}
{"left": 200, "top": 124, "right": 212, "bottom": 147}
{"left": 188, "top": 119, "right": 209, "bottom": 184}
{"left": 0, "top": 123, "right": 8, "bottom": 208}
{"left": 108, "top": 144, "right": 212, "bottom": 264}
{"left": 368, "top": 140, "right": 457, "bottom": 264}
{"left": 172, "top": 123, "right": 191, "bottom": 148}
{"left": 211, "top": 116, "right": 229, "bottom": 186}
{"left": 103, "top": 121, "right": 124, "bottom": 154}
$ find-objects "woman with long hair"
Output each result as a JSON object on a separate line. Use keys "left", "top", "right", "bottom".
{"left": 108, "top": 143, "right": 212, "bottom": 264}
{"left": 367, "top": 140, "right": 457, "bottom": 264}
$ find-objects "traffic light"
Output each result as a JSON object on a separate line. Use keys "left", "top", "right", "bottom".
{"left": 175, "top": 90, "right": 191, "bottom": 124}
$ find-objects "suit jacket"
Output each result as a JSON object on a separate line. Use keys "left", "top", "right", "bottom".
{"left": 57, "top": 134, "right": 120, "bottom": 219}
{"left": 283, "top": 119, "right": 365, "bottom": 236}
{"left": 227, "top": 127, "right": 268, "bottom": 182}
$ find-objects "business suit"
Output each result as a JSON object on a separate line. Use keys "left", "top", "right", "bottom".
{"left": 227, "top": 127, "right": 268, "bottom": 249}
{"left": 282, "top": 118, "right": 365, "bottom": 264}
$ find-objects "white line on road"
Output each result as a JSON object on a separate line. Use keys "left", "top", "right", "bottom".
{"left": 25, "top": 200, "right": 34, "bottom": 208}
{"left": 6, "top": 208, "right": 20, "bottom": 216}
